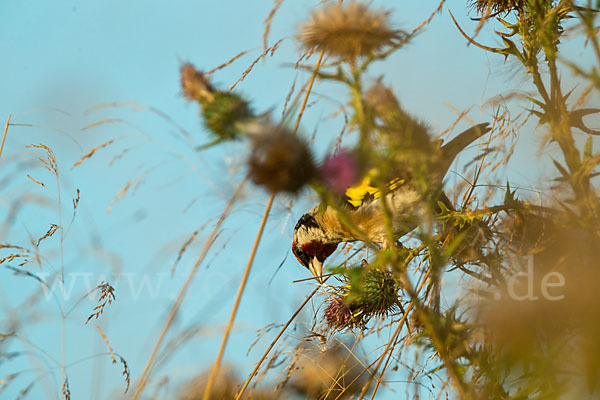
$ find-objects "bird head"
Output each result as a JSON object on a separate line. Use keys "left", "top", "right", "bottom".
{"left": 292, "top": 212, "right": 339, "bottom": 283}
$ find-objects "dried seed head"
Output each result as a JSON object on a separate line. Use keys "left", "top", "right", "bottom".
{"left": 178, "top": 367, "right": 277, "bottom": 400}
{"left": 470, "top": 0, "right": 524, "bottom": 15}
{"left": 180, "top": 63, "right": 253, "bottom": 141}
{"left": 248, "top": 125, "right": 317, "bottom": 194}
{"left": 298, "top": 1, "right": 402, "bottom": 59}
{"left": 290, "top": 342, "right": 366, "bottom": 398}
{"left": 324, "top": 295, "right": 356, "bottom": 330}
{"left": 180, "top": 63, "right": 216, "bottom": 103}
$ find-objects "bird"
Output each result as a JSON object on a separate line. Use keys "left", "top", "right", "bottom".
{"left": 291, "top": 122, "right": 491, "bottom": 283}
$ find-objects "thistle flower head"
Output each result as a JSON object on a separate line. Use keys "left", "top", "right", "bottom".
{"left": 202, "top": 92, "right": 252, "bottom": 140}
{"left": 469, "top": 0, "right": 524, "bottom": 15}
{"left": 325, "top": 266, "right": 401, "bottom": 331}
{"left": 179, "top": 63, "right": 253, "bottom": 141}
{"left": 248, "top": 124, "right": 317, "bottom": 194}
{"left": 324, "top": 295, "right": 357, "bottom": 330}
{"left": 180, "top": 63, "right": 216, "bottom": 103}
{"left": 320, "top": 149, "right": 362, "bottom": 195}
{"left": 298, "top": 1, "right": 403, "bottom": 59}
{"left": 355, "top": 269, "right": 399, "bottom": 317}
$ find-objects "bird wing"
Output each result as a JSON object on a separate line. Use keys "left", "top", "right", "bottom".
{"left": 344, "top": 170, "right": 404, "bottom": 208}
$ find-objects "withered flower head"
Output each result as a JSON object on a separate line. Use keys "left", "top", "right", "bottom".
{"left": 178, "top": 366, "right": 278, "bottom": 400}
{"left": 180, "top": 63, "right": 253, "bottom": 141}
{"left": 470, "top": 0, "right": 524, "bottom": 15}
{"left": 248, "top": 124, "right": 317, "bottom": 194}
{"left": 324, "top": 295, "right": 356, "bottom": 330}
{"left": 298, "top": 1, "right": 403, "bottom": 59}
{"left": 325, "top": 267, "right": 401, "bottom": 331}
{"left": 290, "top": 341, "right": 366, "bottom": 399}
{"left": 180, "top": 63, "right": 216, "bottom": 103}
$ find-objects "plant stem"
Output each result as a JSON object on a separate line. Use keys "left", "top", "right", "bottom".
{"left": 234, "top": 281, "right": 324, "bottom": 399}
{"left": 202, "top": 193, "right": 274, "bottom": 400}
{"left": 131, "top": 176, "right": 248, "bottom": 400}
{"left": 0, "top": 114, "right": 10, "bottom": 161}
{"left": 204, "top": 46, "right": 325, "bottom": 400}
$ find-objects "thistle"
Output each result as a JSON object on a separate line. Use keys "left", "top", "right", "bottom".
{"left": 320, "top": 149, "right": 363, "bottom": 196}
{"left": 247, "top": 124, "right": 317, "bottom": 194}
{"left": 180, "top": 63, "right": 253, "bottom": 144}
{"left": 353, "top": 269, "right": 400, "bottom": 317}
{"left": 324, "top": 295, "right": 357, "bottom": 329}
{"left": 325, "top": 266, "right": 401, "bottom": 330}
{"left": 469, "top": 0, "right": 524, "bottom": 15}
{"left": 298, "top": 1, "right": 404, "bottom": 60}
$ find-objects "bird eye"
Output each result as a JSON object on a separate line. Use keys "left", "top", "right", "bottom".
{"left": 292, "top": 242, "right": 311, "bottom": 268}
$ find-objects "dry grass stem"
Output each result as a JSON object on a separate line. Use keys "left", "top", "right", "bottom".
{"left": 229, "top": 39, "right": 284, "bottom": 92}
{"left": 106, "top": 181, "right": 133, "bottom": 215}
{"left": 36, "top": 224, "right": 60, "bottom": 247}
{"left": 0, "top": 114, "right": 10, "bottom": 162}
{"left": 85, "top": 282, "right": 116, "bottom": 324}
{"left": 206, "top": 50, "right": 251, "bottom": 75}
{"left": 71, "top": 139, "right": 116, "bottom": 169}
{"left": 263, "top": 0, "right": 285, "bottom": 50}
{"left": 235, "top": 282, "right": 325, "bottom": 399}
{"left": 81, "top": 118, "right": 125, "bottom": 132}
{"left": 62, "top": 377, "right": 70, "bottom": 400}
{"left": 202, "top": 193, "right": 275, "bottom": 400}
{"left": 131, "top": 176, "right": 248, "bottom": 400}
{"left": 171, "top": 228, "right": 201, "bottom": 276}
{"left": 93, "top": 325, "right": 116, "bottom": 363}
{"left": 26, "top": 174, "right": 46, "bottom": 187}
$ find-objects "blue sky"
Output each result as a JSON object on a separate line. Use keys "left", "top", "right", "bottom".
{"left": 0, "top": 1, "right": 596, "bottom": 399}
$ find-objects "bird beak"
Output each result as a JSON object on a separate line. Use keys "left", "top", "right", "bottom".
{"left": 308, "top": 257, "right": 324, "bottom": 284}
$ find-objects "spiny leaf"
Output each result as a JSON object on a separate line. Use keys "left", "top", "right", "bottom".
{"left": 552, "top": 159, "right": 570, "bottom": 179}
{"left": 503, "top": 182, "right": 519, "bottom": 208}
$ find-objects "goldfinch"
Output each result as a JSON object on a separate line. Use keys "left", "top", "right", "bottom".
{"left": 292, "top": 123, "right": 491, "bottom": 282}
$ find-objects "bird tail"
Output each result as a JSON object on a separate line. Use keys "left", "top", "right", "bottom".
{"left": 438, "top": 123, "right": 491, "bottom": 176}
